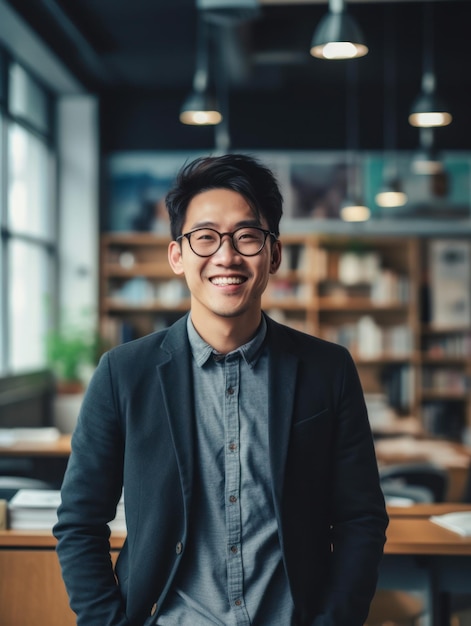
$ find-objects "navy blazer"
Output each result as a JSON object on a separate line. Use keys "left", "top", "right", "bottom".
{"left": 54, "top": 313, "right": 388, "bottom": 626}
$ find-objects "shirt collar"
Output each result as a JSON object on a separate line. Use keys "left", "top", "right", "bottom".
{"left": 187, "top": 314, "right": 267, "bottom": 369}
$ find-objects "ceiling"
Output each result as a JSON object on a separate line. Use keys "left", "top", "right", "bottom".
{"left": 4, "top": 0, "right": 471, "bottom": 152}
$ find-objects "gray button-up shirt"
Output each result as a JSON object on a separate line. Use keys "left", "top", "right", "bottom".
{"left": 157, "top": 315, "right": 295, "bottom": 625}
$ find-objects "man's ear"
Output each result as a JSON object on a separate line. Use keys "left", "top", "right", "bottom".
{"left": 269, "top": 240, "right": 282, "bottom": 274}
{"left": 168, "top": 241, "right": 184, "bottom": 275}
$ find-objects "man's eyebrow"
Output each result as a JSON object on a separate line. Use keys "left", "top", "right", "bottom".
{"left": 188, "top": 219, "right": 262, "bottom": 230}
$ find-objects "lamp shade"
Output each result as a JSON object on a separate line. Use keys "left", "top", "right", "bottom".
{"left": 340, "top": 198, "right": 370, "bottom": 222}
{"left": 179, "top": 89, "right": 223, "bottom": 126}
{"left": 310, "top": 11, "right": 368, "bottom": 59}
{"left": 408, "top": 90, "right": 452, "bottom": 128}
{"left": 375, "top": 179, "right": 407, "bottom": 208}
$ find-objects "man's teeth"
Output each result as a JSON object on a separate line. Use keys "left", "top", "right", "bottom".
{"left": 211, "top": 276, "right": 244, "bottom": 285}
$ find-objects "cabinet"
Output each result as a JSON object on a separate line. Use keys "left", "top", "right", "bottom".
{"left": 0, "top": 531, "right": 123, "bottom": 626}
{"left": 99, "top": 232, "right": 471, "bottom": 440}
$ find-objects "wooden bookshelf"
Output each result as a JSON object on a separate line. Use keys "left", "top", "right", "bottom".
{"left": 99, "top": 232, "right": 471, "bottom": 440}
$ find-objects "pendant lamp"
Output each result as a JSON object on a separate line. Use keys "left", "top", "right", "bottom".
{"left": 310, "top": 0, "right": 368, "bottom": 60}
{"left": 375, "top": 5, "right": 407, "bottom": 209}
{"left": 180, "top": 16, "right": 222, "bottom": 126}
{"left": 408, "top": 2, "right": 452, "bottom": 128}
{"left": 341, "top": 63, "right": 370, "bottom": 222}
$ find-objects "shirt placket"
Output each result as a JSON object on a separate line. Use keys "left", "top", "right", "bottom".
{"left": 224, "top": 354, "right": 250, "bottom": 625}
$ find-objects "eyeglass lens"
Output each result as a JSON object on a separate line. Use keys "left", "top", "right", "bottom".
{"left": 188, "top": 227, "right": 268, "bottom": 257}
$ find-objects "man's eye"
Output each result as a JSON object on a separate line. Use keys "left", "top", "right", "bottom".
{"left": 239, "top": 231, "right": 257, "bottom": 240}
{"left": 196, "top": 232, "right": 217, "bottom": 241}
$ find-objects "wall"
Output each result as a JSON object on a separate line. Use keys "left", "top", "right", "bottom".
{"left": 57, "top": 96, "right": 99, "bottom": 332}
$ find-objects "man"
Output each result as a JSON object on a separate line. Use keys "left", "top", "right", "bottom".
{"left": 54, "top": 153, "right": 388, "bottom": 626}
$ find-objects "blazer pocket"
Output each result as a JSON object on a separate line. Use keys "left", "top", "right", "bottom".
{"left": 294, "top": 407, "right": 329, "bottom": 428}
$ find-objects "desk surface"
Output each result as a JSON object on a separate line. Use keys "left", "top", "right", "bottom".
{"left": 388, "top": 503, "right": 471, "bottom": 518}
{"left": 2, "top": 506, "right": 471, "bottom": 555}
{"left": 0, "top": 434, "right": 72, "bottom": 457}
{"left": 0, "top": 529, "right": 126, "bottom": 549}
{"left": 385, "top": 517, "right": 471, "bottom": 555}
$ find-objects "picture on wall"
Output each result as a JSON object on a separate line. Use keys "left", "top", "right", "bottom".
{"left": 105, "top": 152, "right": 204, "bottom": 232}
{"left": 104, "top": 150, "right": 471, "bottom": 231}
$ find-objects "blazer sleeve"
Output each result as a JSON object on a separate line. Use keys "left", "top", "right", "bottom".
{"left": 313, "top": 349, "right": 389, "bottom": 626}
{"left": 53, "top": 352, "right": 130, "bottom": 626}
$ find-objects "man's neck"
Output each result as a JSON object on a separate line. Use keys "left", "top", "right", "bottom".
{"left": 190, "top": 311, "right": 262, "bottom": 355}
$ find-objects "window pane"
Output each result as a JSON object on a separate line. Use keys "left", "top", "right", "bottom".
{"left": 0, "top": 51, "right": 5, "bottom": 103}
{"left": 9, "top": 62, "right": 49, "bottom": 133}
{"left": 8, "top": 123, "right": 53, "bottom": 239}
{"left": 0, "top": 112, "right": 3, "bottom": 372}
{"left": 8, "top": 239, "right": 52, "bottom": 373}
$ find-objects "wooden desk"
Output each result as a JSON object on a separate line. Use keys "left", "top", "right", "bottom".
{"left": 388, "top": 502, "right": 471, "bottom": 518}
{"left": 0, "top": 435, "right": 72, "bottom": 488}
{"left": 0, "top": 434, "right": 72, "bottom": 457}
{"left": 381, "top": 504, "right": 471, "bottom": 626}
{"left": 1, "top": 511, "right": 470, "bottom": 626}
{"left": 0, "top": 530, "right": 124, "bottom": 626}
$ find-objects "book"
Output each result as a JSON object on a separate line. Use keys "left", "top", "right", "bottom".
{"left": 430, "top": 511, "right": 471, "bottom": 537}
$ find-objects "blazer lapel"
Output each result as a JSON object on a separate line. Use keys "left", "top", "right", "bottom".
{"left": 266, "top": 324, "right": 299, "bottom": 507}
{"left": 157, "top": 316, "right": 195, "bottom": 499}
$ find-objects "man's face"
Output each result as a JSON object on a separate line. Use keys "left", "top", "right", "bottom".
{"left": 168, "top": 188, "right": 281, "bottom": 328}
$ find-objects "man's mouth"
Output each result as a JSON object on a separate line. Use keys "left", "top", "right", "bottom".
{"left": 210, "top": 276, "right": 246, "bottom": 286}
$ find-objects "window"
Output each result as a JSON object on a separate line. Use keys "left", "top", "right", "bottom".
{"left": 0, "top": 54, "right": 56, "bottom": 375}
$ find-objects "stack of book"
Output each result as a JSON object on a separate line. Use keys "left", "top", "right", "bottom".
{"left": 8, "top": 489, "right": 126, "bottom": 532}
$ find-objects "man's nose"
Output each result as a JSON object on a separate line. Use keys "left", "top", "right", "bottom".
{"left": 214, "top": 234, "right": 239, "bottom": 259}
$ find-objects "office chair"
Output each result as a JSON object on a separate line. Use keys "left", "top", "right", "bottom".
{"left": 379, "top": 462, "right": 449, "bottom": 503}
{"left": 381, "top": 480, "right": 435, "bottom": 505}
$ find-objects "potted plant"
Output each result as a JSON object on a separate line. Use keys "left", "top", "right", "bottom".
{"left": 46, "top": 328, "right": 97, "bottom": 394}
{"left": 46, "top": 318, "right": 105, "bottom": 433}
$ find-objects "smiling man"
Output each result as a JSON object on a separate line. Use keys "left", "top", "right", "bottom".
{"left": 54, "top": 153, "right": 388, "bottom": 626}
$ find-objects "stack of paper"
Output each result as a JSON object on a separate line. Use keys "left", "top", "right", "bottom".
{"left": 8, "top": 490, "right": 61, "bottom": 529}
{"left": 430, "top": 511, "right": 471, "bottom": 537}
{"left": 8, "top": 489, "right": 126, "bottom": 532}
{"left": 0, "top": 427, "right": 60, "bottom": 447}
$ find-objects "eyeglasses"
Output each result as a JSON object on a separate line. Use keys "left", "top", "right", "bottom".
{"left": 177, "top": 226, "right": 277, "bottom": 258}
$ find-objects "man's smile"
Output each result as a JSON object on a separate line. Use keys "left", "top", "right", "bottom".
{"left": 210, "top": 276, "right": 247, "bottom": 286}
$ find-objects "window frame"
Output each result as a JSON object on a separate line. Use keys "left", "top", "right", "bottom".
{"left": 0, "top": 47, "right": 58, "bottom": 377}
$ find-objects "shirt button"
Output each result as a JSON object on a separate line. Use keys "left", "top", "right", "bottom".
{"left": 228, "top": 442, "right": 237, "bottom": 452}
{"left": 229, "top": 495, "right": 237, "bottom": 503}
{"left": 227, "top": 386, "right": 234, "bottom": 395}
{"left": 230, "top": 545, "right": 238, "bottom": 554}
{"left": 176, "top": 541, "right": 183, "bottom": 554}
{"left": 235, "top": 599, "right": 242, "bottom": 606}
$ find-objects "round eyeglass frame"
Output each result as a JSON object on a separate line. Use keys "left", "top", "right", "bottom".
{"left": 177, "top": 226, "right": 278, "bottom": 258}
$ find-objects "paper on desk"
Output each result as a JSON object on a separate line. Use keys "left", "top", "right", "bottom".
{"left": 430, "top": 511, "right": 471, "bottom": 536}
{"left": 0, "top": 427, "right": 60, "bottom": 447}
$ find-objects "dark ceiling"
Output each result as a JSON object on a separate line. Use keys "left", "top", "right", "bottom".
{"left": 5, "top": 0, "right": 471, "bottom": 153}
